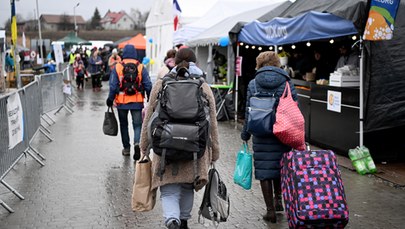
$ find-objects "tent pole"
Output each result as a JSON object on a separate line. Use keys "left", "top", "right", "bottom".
{"left": 359, "top": 37, "right": 364, "bottom": 147}
{"left": 235, "top": 44, "right": 240, "bottom": 127}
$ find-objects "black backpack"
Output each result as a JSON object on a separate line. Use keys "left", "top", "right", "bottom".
{"left": 120, "top": 62, "right": 144, "bottom": 95}
{"left": 148, "top": 70, "right": 210, "bottom": 180}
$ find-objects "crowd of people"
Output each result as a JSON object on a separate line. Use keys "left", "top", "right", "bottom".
{"left": 102, "top": 42, "right": 303, "bottom": 229}
{"left": 279, "top": 42, "right": 359, "bottom": 82}
{"left": 68, "top": 46, "right": 115, "bottom": 91}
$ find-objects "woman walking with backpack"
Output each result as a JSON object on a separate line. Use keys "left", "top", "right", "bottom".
{"left": 139, "top": 48, "right": 220, "bottom": 229}
{"left": 240, "top": 51, "right": 299, "bottom": 223}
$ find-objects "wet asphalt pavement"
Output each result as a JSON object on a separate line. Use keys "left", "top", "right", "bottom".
{"left": 0, "top": 80, "right": 404, "bottom": 229}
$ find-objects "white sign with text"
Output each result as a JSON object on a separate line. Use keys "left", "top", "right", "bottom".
{"left": 327, "top": 90, "right": 342, "bottom": 113}
{"left": 7, "top": 92, "right": 24, "bottom": 149}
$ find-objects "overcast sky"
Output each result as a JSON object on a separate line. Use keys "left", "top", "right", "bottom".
{"left": 0, "top": 0, "right": 156, "bottom": 27}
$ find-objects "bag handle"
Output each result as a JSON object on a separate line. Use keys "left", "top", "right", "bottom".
{"left": 240, "top": 142, "right": 251, "bottom": 155}
{"left": 281, "top": 82, "right": 292, "bottom": 99}
{"left": 107, "top": 106, "right": 114, "bottom": 113}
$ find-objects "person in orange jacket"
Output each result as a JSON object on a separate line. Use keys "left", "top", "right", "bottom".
{"left": 106, "top": 44, "right": 152, "bottom": 160}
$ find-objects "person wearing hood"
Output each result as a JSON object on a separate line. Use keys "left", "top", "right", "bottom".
{"left": 241, "top": 51, "right": 298, "bottom": 223}
{"left": 106, "top": 44, "right": 152, "bottom": 160}
{"left": 139, "top": 48, "right": 220, "bottom": 229}
{"left": 157, "top": 49, "right": 177, "bottom": 79}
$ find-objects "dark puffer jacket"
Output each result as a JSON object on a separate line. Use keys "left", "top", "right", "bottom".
{"left": 241, "top": 66, "right": 298, "bottom": 180}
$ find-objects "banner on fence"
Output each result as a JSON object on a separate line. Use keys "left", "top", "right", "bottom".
{"left": 53, "top": 43, "right": 64, "bottom": 64}
{"left": 7, "top": 92, "right": 24, "bottom": 149}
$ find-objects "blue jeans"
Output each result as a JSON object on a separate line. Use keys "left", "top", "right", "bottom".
{"left": 160, "top": 183, "right": 194, "bottom": 225}
{"left": 117, "top": 109, "right": 142, "bottom": 149}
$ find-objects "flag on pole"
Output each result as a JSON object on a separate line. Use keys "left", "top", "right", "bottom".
{"left": 363, "top": 0, "right": 401, "bottom": 40}
{"left": 173, "top": 0, "right": 182, "bottom": 31}
{"left": 11, "top": 0, "right": 17, "bottom": 46}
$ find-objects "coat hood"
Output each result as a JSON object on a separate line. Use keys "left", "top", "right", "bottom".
{"left": 122, "top": 44, "right": 138, "bottom": 60}
{"left": 254, "top": 66, "right": 289, "bottom": 89}
{"left": 170, "top": 62, "right": 204, "bottom": 77}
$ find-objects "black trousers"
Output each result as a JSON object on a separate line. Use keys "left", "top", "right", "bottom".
{"left": 91, "top": 73, "right": 101, "bottom": 88}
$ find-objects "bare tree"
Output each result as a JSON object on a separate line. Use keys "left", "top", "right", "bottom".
{"left": 3, "top": 14, "right": 24, "bottom": 33}
{"left": 129, "top": 8, "right": 149, "bottom": 29}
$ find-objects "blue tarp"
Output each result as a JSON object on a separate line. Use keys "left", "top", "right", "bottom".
{"left": 238, "top": 11, "right": 358, "bottom": 46}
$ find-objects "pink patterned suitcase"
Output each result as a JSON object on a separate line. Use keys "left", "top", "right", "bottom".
{"left": 281, "top": 149, "right": 349, "bottom": 228}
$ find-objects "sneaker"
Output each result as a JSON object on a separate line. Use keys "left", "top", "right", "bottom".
{"left": 167, "top": 220, "right": 180, "bottom": 229}
{"left": 122, "top": 148, "right": 130, "bottom": 156}
{"left": 133, "top": 144, "right": 140, "bottom": 161}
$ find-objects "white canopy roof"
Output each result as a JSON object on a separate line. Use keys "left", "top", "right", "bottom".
{"left": 173, "top": 0, "right": 283, "bottom": 45}
{"left": 186, "top": 1, "right": 289, "bottom": 47}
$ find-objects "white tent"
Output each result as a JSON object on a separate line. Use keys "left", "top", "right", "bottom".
{"left": 145, "top": 0, "right": 217, "bottom": 77}
{"left": 186, "top": 1, "right": 290, "bottom": 84}
{"left": 173, "top": 0, "right": 282, "bottom": 46}
{"left": 187, "top": 2, "right": 288, "bottom": 47}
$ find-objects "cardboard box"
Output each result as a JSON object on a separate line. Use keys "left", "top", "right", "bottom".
{"left": 329, "top": 73, "right": 360, "bottom": 87}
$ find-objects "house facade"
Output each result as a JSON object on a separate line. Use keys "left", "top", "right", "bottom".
{"left": 100, "top": 11, "right": 134, "bottom": 30}
{"left": 40, "top": 14, "right": 86, "bottom": 31}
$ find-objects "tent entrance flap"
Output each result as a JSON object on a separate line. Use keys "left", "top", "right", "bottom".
{"left": 238, "top": 11, "right": 358, "bottom": 46}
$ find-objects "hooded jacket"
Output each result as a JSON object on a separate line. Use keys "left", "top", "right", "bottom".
{"left": 241, "top": 66, "right": 298, "bottom": 180}
{"left": 108, "top": 45, "right": 152, "bottom": 110}
{"left": 140, "top": 63, "right": 220, "bottom": 191}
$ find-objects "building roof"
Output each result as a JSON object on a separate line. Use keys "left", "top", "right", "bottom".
{"left": 100, "top": 11, "right": 129, "bottom": 24}
{"left": 40, "top": 14, "right": 86, "bottom": 25}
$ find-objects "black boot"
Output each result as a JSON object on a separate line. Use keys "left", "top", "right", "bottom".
{"left": 180, "top": 219, "right": 189, "bottom": 229}
{"left": 273, "top": 178, "right": 284, "bottom": 212}
{"left": 260, "top": 180, "right": 277, "bottom": 223}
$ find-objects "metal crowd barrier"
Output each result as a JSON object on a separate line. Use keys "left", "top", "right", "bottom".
{"left": 0, "top": 67, "right": 75, "bottom": 213}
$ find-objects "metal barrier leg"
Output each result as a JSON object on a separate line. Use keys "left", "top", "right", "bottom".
{"left": 67, "top": 96, "right": 75, "bottom": 105}
{"left": 40, "top": 124, "right": 52, "bottom": 135}
{"left": 66, "top": 98, "right": 74, "bottom": 107}
{"left": 63, "top": 105, "right": 74, "bottom": 114}
{"left": 39, "top": 128, "right": 54, "bottom": 142}
{"left": 53, "top": 106, "right": 64, "bottom": 115}
{"left": 41, "top": 116, "right": 53, "bottom": 126}
{"left": 44, "top": 113, "right": 56, "bottom": 124}
{"left": 29, "top": 145, "right": 46, "bottom": 161}
{"left": 0, "top": 180, "right": 25, "bottom": 200}
{"left": 24, "top": 149, "right": 45, "bottom": 166}
{"left": 0, "top": 198, "right": 14, "bottom": 213}
{"left": 54, "top": 105, "right": 73, "bottom": 115}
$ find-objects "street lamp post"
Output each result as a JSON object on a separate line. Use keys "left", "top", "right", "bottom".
{"left": 73, "top": 3, "right": 80, "bottom": 36}
{"left": 35, "top": 0, "right": 44, "bottom": 65}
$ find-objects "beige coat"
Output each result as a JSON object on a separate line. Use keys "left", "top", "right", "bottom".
{"left": 140, "top": 79, "right": 220, "bottom": 191}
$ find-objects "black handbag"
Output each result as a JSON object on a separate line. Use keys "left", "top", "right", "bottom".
{"left": 103, "top": 107, "right": 118, "bottom": 136}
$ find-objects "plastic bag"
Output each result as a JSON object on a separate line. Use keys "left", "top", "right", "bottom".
{"left": 233, "top": 143, "right": 253, "bottom": 190}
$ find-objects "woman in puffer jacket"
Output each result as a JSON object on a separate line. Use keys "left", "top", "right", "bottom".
{"left": 140, "top": 48, "right": 220, "bottom": 229}
{"left": 241, "top": 51, "right": 298, "bottom": 223}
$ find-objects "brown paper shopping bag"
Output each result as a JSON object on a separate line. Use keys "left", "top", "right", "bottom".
{"left": 131, "top": 154, "right": 157, "bottom": 212}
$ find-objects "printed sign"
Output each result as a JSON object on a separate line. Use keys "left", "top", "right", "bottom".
{"left": 7, "top": 92, "right": 24, "bottom": 149}
{"left": 53, "top": 44, "right": 64, "bottom": 64}
{"left": 235, "top": 56, "right": 243, "bottom": 77}
{"left": 327, "top": 90, "right": 342, "bottom": 113}
{"left": 363, "top": 0, "right": 401, "bottom": 40}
